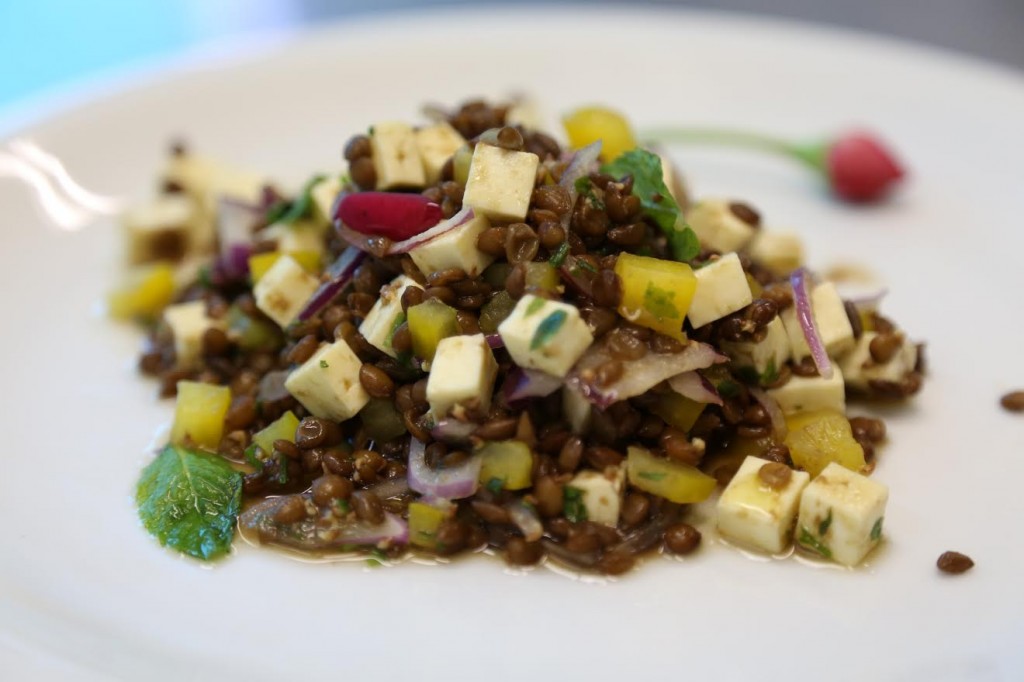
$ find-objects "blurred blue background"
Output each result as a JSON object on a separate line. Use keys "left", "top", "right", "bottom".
{"left": 2, "top": 0, "right": 1023, "bottom": 110}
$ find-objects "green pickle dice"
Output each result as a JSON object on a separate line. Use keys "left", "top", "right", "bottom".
{"left": 407, "top": 299, "right": 459, "bottom": 362}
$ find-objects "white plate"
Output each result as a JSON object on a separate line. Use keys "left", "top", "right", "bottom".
{"left": 2, "top": 7, "right": 1023, "bottom": 681}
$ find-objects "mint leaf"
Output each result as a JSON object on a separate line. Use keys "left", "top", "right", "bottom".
{"left": 136, "top": 445, "right": 242, "bottom": 561}
{"left": 548, "top": 241, "right": 570, "bottom": 268}
{"left": 797, "top": 526, "right": 832, "bottom": 559}
{"left": 643, "top": 282, "right": 680, "bottom": 321}
{"left": 530, "top": 310, "right": 567, "bottom": 350}
{"left": 818, "top": 509, "right": 833, "bottom": 537}
{"left": 870, "top": 517, "right": 884, "bottom": 541}
{"left": 267, "top": 174, "right": 327, "bottom": 225}
{"left": 563, "top": 486, "right": 588, "bottom": 523}
{"left": 601, "top": 149, "right": 699, "bottom": 261}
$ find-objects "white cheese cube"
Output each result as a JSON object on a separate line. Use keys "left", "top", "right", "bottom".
{"left": 505, "top": 99, "right": 545, "bottom": 131}
{"left": 163, "top": 300, "right": 224, "bottom": 369}
{"left": 253, "top": 254, "right": 320, "bottom": 328}
{"left": 285, "top": 338, "right": 369, "bottom": 421}
{"left": 796, "top": 462, "right": 888, "bottom": 566}
{"left": 122, "top": 195, "right": 195, "bottom": 264}
{"left": 748, "top": 230, "right": 803, "bottom": 275}
{"left": 687, "top": 253, "right": 753, "bottom": 329}
{"left": 562, "top": 384, "right": 593, "bottom": 434}
{"left": 258, "top": 221, "right": 325, "bottom": 257}
{"left": 426, "top": 334, "right": 498, "bottom": 420}
{"left": 498, "top": 295, "right": 594, "bottom": 378}
{"left": 686, "top": 199, "right": 757, "bottom": 253}
{"left": 720, "top": 317, "right": 791, "bottom": 378}
{"left": 768, "top": 366, "right": 846, "bottom": 415}
{"left": 838, "top": 331, "right": 918, "bottom": 391}
{"left": 717, "top": 455, "right": 811, "bottom": 553}
{"left": 414, "top": 122, "right": 466, "bottom": 184}
{"left": 310, "top": 175, "right": 342, "bottom": 226}
{"left": 359, "top": 275, "right": 423, "bottom": 358}
{"left": 781, "top": 281, "right": 855, "bottom": 359}
{"left": 463, "top": 143, "right": 540, "bottom": 223}
{"left": 408, "top": 211, "right": 494, "bottom": 277}
{"left": 370, "top": 121, "right": 425, "bottom": 190}
{"left": 568, "top": 466, "right": 625, "bottom": 527}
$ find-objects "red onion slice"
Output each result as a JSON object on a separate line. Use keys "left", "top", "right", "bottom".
{"left": 334, "top": 191, "right": 443, "bottom": 241}
{"left": 386, "top": 206, "right": 475, "bottom": 255}
{"left": 485, "top": 333, "right": 505, "bottom": 349}
{"left": 507, "top": 501, "right": 543, "bottom": 542}
{"left": 749, "top": 387, "right": 787, "bottom": 439}
{"left": 558, "top": 141, "right": 602, "bottom": 231}
{"left": 215, "top": 196, "right": 261, "bottom": 279}
{"left": 407, "top": 437, "right": 482, "bottom": 500}
{"left": 503, "top": 367, "right": 563, "bottom": 404}
{"left": 790, "top": 268, "right": 833, "bottom": 379}
{"left": 430, "top": 419, "right": 478, "bottom": 446}
{"left": 297, "top": 246, "right": 366, "bottom": 321}
{"left": 367, "top": 476, "right": 410, "bottom": 500}
{"left": 337, "top": 512, "right": 409, "bottom": 546}
{"left": 667, "top": 371, "right": 723, "bottom": 405}
{"left": 569, "top": 341, "right": 727, "bottom": 409}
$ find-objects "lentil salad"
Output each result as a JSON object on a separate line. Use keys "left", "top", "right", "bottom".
{"left": 115, "top": 100, "right": 924, "bottom": 574}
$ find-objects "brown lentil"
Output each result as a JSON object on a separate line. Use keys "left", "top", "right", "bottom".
{"left": 591, "top": 269, "right": 622, "bottom": 308}
{"left": 476, "top": 226, "right": 508, "bottom": 256}
{"left": 350, "top": 157, "right": 377, "bottom": 190}
{"left": 585, "top": 446, "right": 624, "bottom": 470}
{"left": 285, "top": 334, "right": 319, "bottom": 365}
{"left": 343, "top": 134, "right": 372, "bottom": 162}
{"left": 849, "top": 416, "right": 887, "bottom": 443}
{"left": 758, "top": 462, "right": 793, "bottom": 489}
{"left": 311, "top": 474, "right": 353, "bottom": 506}
{"left": 869, "top": 331, "right": 903, "bottom": 364}
{"left": 274, "top": 496, "right": 307, "bottom": 524}
{"left": 1000, "top": 391, "right": 1024, "bottom": 412}
{"left": 621, "top": 492, "right": 651, "bottom": 528}
{"left": 471, "top": 500, "right": 511, "bottom": 524}
{"left": 435, "top": 519, "right": 468, "bottom": 555}
{"left": 350, "top": 490, "right": 385, "bottom": 524}
{"left": 660, "top": 428, "right": 702, "bottom": 466}
{"left": 533, "top": 476, "right": 565, "bottom": 518}
{"left": 728, "top": 201, "right": 761, "bottom": 226}
{"left": 424, "top": 285, "right": 456, "bottom": 305}
{"left": 359, "top": 364, "right": 396, "bottom": 398}
{"left": 505, "top": 537, "right": 543, "bottom": 565}
{"left": 201, "top": 327, "right": 231, "bottom": 357}
{"left": 558, "top": 436, "right": 585, "bottom": 473}
{"left": 597, "top": 548, "right": 636, "bottom": 575}
{"left": 400, "top": 285, "right": 425, "bottom": 312}
{"left": 537, "top": 221, "right": 566, "bottom": 250}
{"left": 322, "top": 447, "right": 354, "bottom": 477}
{"left": 224, "top": 395, "right": 257, "bottom": 431}
{"left": 273, "top": 439, "right": 301, "bottom": 460}
{"left": 295, "top": 417, "right": 342, "bottom": 449}
{"left": 664, "top": 523, "right": 702, "bottom": 555}
{"left": 505, "top": 223, "right": 540, "bottom": 264}
{"left": 474, "top": 417, "right": 518, "bottom": 441}
{"left": 936, "top": 551, "right": 974, "bottom": 574}
{"left": 390, "top": 323, "right": 412, "bottom": 355}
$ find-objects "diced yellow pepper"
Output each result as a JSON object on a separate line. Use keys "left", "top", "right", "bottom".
{"left": 615, "top": 253, "right": 696, "bottom": 341}
{"left": 746, "top": 274, "right": 763, "bottom": 298}
{"left": 563, "top": 106, "right": 638, "bottom": 160}
{"left": 477, "top": 440, "right": 534, "bottom": 490}
{"left": 170, "top": 381, "right": 232, "bottom": 450}
{"left": 409, "top": 501, "right": 450, "bottom": 549}
{"left": 251, "top": 410, "right": 300, "bottom": 456}
{"left": 225, "top": 305, "right": 283, "bottom": 351}
{"left": 784, "top": 410, "right": 866, "bottom": 477}
{"left": 248, "top": 251, "right": 321, "bottom": 283}
{"left": 407, "top": 299, "right": 460, "bottom": 362}
{"left": 452, "top": 145, "right": 473, "bottom": 186}
{"left": 649, "top": 393, "right": 705, "bottom": 433}
{"left": 524, "top": 262, "right": 559, "bottom": 294}
{"left": 108, "top": 263, "right": 177, "bottom": 320}
{"left": 626, "top": 445, "right": 716, "bottom": 503}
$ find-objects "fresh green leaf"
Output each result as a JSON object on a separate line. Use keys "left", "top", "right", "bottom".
{"left": 601, "top": 149, "right": 699, "bottom": 261}
{"left": 574, "top": 177, "right": 605, "bottom": 210}
{"left": 870, "top": 517, "right": 884, "bottom": 541}
{"left": 196, "top": 265, "right": 213, "bottom": 290}
{"left": 548, "top": 241, "right": 570, "bottom": 268}
{"left": 818, "top": 509, "right": 833, "bottom": 537}
{"left": 243, "top": 444, "right": 263, "bottom": 469}
{"left": 486, "top": 477, "right": 505, "bottom": 494}
{"left": 643, "top": 282, "right": 680, "bottom": 321}
{"left": 530, "top": 310, "right": 567, "bottom": 350}
{"left": 734, "top": 365, "right": 760, "bottom": 385}
{"left": 319, "top": 360, "right": 329, "bottom": 368}
{"left": 760, "top": 359, "right": 779, "bottom": 386}
{"left": 563, "top": 486, "right": 588, "bottom": 523}
{"left": 524, "top": 297, "right": 547, "bottom": 317}
{"left": 334, "top": 499, "right": 351, "bottom": 515}
{"left": 717, "top": 379, "right": 740, "bottom": 399}
{"left": 136, "top": 445, "right": 242, "bottom": 561}
{"left": 270, "top": 174, "right": 328, "bottom": 225}
{"left": 797, "top": 526, "right": 832, "bottom": 559}
{"left": 638, "top": 470, "right": 667, "bottom": 481}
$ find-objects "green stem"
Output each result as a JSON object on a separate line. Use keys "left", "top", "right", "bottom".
{"left": 641, "top": 127, "right": 827, "bottom": 173}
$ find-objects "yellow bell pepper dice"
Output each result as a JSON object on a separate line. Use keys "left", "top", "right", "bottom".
{"left": 409, "top": 502, "right": 449, "bottom": 549}
{"left": 251, "top": 410, "right": 300, "bottom": 456}
{"left": 249, "top": 250, "right": 321, "bottom": 283}
{"left": 626, "top": 446, "right": 716, "bottom": 504}
{"left": 784, "top": 410, "right": 866, "bottom": 478}
{"left": 406, "top": 299, "right": 460, "bottom": 362}
{"left": 562, "top": 106, "right": 638, "bottom": 160}
{"left": 108, "top": 263, "right": 177, "bottom": 320}
{"left": 614, "top": 253, "right": 696, "bottom": 341}
{"left": 477, "top": 440, "right": 534, "bottom": 490}
{"left": 649, "top": 392, "right": 705, "bottom": 433}
{"left": 170, "top": 381, "right": 232, "bottom": 450}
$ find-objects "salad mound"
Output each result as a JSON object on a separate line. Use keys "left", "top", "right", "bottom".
{"left": 114, "top": 100, "right": 923, "bottom": 573}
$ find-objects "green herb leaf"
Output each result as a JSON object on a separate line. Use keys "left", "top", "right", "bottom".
{"left": 272, "top": 174, "right": 328, "bottom": 225}
{"left": 548, "top": 241, "right": 570, "bottom": 268}
{"left": 870, "top": 517, "right": 884, "bottom": 541}
{"left": 734, "top": 365, "right": 760, "bottom": 385}
{"left": 818, "top": 509, "right": 833, "bottom": 537}
{"left": 638, "top": 470, "right": 667, "bottom": 481}
{"left": 136, "top": 445, "right": 242, "bottom": 561}
{"left": 530, "top": 310, "right": 567, "bottom": 350}
{"left": 574, "top": 176, "right": 605, "bottom": 210}
{"left": 717, "top": 379, "right": 740, "bottom": 399}
{"left": 243, "top": 444, "right": 262, "bottom": 470}
{"left": 319, "top": 360, "right": 329, "bottom": 368}
{"left": 797, "top": 526, "right": 832, "bottom": 559}
{"left": 524, "top": 297, "right": 547, "bottom": 317}
{"left": 334, "top": 499, "right": 351, "bottom": 515}
{"left": 760, "top": 358, "right": 779, "bottom": 386}
{"left": 601, "top": 149, "right": 699, "bottom": 261}
{"left": 486, "top": 477, "right": 505, "bottom": 494}
{"left": 643, "top": 282, "right": 680, "bottom": 321}
{"left": 563, "top": 486, "right": 588, "bottom": 523}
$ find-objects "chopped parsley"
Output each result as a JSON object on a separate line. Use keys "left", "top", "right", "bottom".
{"left": 574, "top": 176, "right": 605, "bottom": 210}
{"left": 524, "top": 297, "right": 547, "bottom": 317}
{"left": 548, "top": 241, "right": 570, "bottom": 268}
{"left": 365, "top": 547, "right": 387, "bottom": 568}
{"left": 818, "top": 509, "right": 833, "bottom": 537}
{"left": 870, "top": 517, "right": 884, "bottom": 541}
{"left": 717, "top": 379, "right": 740, "bottom": 398}
{"left": 798, "top": 526, "right": 832, "bottom": 559}
{"left": 319, "top": 360, "right": 329, "bottom": 368}
{"left": 265, "top": 173, "right": 327, "bottom": 225}
{"left": 486, "top": 477, "right": 505, "bottom": 494}
{"left": 637, "top": 470, "right": 667, "bottom": 481}
{"left": 530, "top": 310, "right": 567, "bottom": 350}
{"left": 760, "top": 359, "right": 779, "bottom": 386}
{"left": 571, "top": 257, "right": 598, "bottom": 274}
{"left": 334, "top": 499, "right": 351, "bottom": 515}
{"left": 563, "top": 486, "right": 588, "bottom": 523}
{"left": 642, "top": 282, "right": 680, "bottom": 321}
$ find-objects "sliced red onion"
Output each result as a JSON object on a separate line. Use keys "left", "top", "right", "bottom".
{"left": 407, "top": 437, "right": 482, "bottom": 500}
{"left": 335, "top": 191, "right": 443, "bottom": 241}
{"left": 558, "top": 255, "right": 597, "bottom": 299}
{"left": 335, "top": 220, "right": 391, "bottom": 256}
{"left": 558, "top": 141, "right": 602, "bottom": 231}
{"left": 297, "top": 246, "right": 366, "bottom": 321}
{"left": 368, "top": 476, "right": 409, "bottom": 500}
{"left": 791, "top": 268, "right": 833, "bottom": 379}
{"left": 386, "top": 206, "right": 475, "bottom": 255}
{"left": 568, "top": 341, "right": 727, "bottom": 409}
{"left": 337, "top": 512, "right": 409, "bottom": 545}
{"left": 749, "top": 387, "right": 787, "bottom": 439}
{"left": 239, "top": 497, "right": 408, "bottom": 549}
{"left": 503, "top": 367, "right": 563, "bottom": 403}
{"left": 508, "top": 501, "right": 543, "bottom": 542}
{"left": 258, "top": 370, "right": 291, "bottom": 405}
{"left": 430, "top": 419, "right": 478, "bottom": 446}
{"left": 485, "top": 333, "right": 505, "bottom": 349}
{"left": 215, "top": 197, "right": 261, "bottom": 279}
{"left": 668, "top": 371, "right": 723, "bottom": 405}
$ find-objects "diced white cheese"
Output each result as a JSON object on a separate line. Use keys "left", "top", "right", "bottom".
{"left": 781, "top": 281, "right": 855, "bottom": 359}
{"left": 838, "top": 331, "right": 918, "bottom": 391}
{"left": 253, "top": 254, "right": 320, "bottom": 328}
{"left": 748, "top": 230, "right": 803, "bottom": 275}
{"left": 462, "top": 143, "right": 540, "bottom": 223}
{"left": 796, "top": 462, "right": 888, "bottom": 566}
{"left": 408, "top": 211, "right": 494, "bottom": 277}
{"left": 498, "top": 294, "right": 593, "bottom": 378}
{"left": 258, "top": 221, "right": 325, "bottom": 257}
{"left": 717, "top": 455, "right": 811, "bottom": 554}
{"left": 310, "top": 175, "right": 342, "bottom": 226}
{"left": 768, "top": 366, "right": 846, "bottom": 415}
{"left": 562, "top": 384, "right": 593, "bottom": 434}
{"left": 720, "top": 317, "right": 791, "bottom": 378}
{"left": 163, "top": 300, "right": 224, "bottom": 369}
{"left": 370, "top": 121, "right": 425, "bottom": 190}
{"left": 505, "top": 99, "right": 545, "bottom": 131}
{"left": 122, "top": 195, "right": 195, "bottom": 264}
{"left": 358, "top": 275, "right": 423, "bottom": 358}
{"left": 285, "top": 338, "right": 369, "bottom": 421}
{"left": 414, "top": 122, "right": 465, "bottom": 184}
{"left": 426, "top": 334, "right": 498, "bottom": 420}
{"left": 568, "top": 466, "right": 625, "bottom": 527}
{"left": 687, "top": 253, "right": 753, "bottom": 329}
{"left": 686, "top": 199, "right": 757, "bottom": 253}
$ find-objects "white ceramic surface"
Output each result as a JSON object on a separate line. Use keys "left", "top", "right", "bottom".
{"left": 2, "top": 7, "right": 1023, "bottom": 681}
